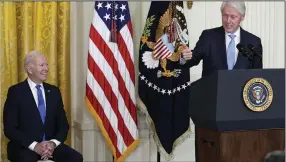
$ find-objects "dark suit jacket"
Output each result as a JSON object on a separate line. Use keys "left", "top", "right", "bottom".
{"left": 3, "top": 79, "right": 69, "bottom": 157}
{"left": 182, "top": 26, "right": 263, "bottom": 77}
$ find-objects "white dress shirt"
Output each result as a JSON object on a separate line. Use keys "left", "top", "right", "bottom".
{"left": 225, "top": 27, "right": 241, "bottom": 64}
{"left": 27, "top": 78, "right": 61, "bottom": 151}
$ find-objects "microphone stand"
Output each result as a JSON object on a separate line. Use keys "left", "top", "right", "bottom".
{"left": 251, "top": 56, "right": 254, "bottom": 68}
{"left": 249, "top": 45, "right": 262, "bottom": 62}
{"left": 249, "top": 51, "right": 254, "bottom": 69}
{"left": 239, "top": 51, "right": 253, "bottom": 69}
{"left": 251, "top": 48, "right": 262, "bottom": 60}
{"left": 237, "top": 44, "right": 254, "bottom": 69}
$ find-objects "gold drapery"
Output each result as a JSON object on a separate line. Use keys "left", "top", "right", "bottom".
{"left": 0, "top": 2, "right": 70, "bottom": 161}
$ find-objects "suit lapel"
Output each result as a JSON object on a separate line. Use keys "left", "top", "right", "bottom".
{"left": 218, "top": 26, "right": 228, "bottom": 69}
{"left": 24, "top": 79, "right": 44, "bottom": 125}
{"left": 233, "top": 27, "right": 246, "bottom": 69}
{"left": 239, "top": 27, "right": 245, "bottom": 45}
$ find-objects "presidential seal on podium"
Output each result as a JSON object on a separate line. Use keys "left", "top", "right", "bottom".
{"left": 243, "top": 78, "right": 273, "bottom": 112}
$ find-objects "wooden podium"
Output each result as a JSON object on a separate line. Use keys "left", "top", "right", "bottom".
{"left": 189, "top": 69, "right": 285, "bottom": 162}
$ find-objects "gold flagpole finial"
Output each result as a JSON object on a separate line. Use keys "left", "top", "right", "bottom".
{"left": 187, "top": 1, "right": 193, "bottom": 10}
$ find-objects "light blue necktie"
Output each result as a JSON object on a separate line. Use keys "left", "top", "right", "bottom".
{"left": 227, "top": 34, "right": 236, "bottom": 70}
{"left": 36, "top": 85, "right": 46, "bottom": 141}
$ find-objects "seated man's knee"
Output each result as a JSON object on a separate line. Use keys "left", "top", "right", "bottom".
{"left": 73, "top": 151, "right": 83, "bottom": 162}
{"left": 19, "top": 149, "right": 40, "bottom": 162}
{"left": 64, "top": 146, "right": 83, "bottom": 162}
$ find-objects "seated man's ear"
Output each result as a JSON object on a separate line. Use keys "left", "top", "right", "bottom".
{"left": 27, "top": 66, "right": 33, "bottom": 75}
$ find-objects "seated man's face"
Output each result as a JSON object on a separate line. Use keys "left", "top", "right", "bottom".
{"left": 30, "top": 54, "right": 49, "bottom": 83}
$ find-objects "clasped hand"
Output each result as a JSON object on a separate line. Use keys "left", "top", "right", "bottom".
{"left": 34, "top": 141, "right": 56, "bottom": 160}
{"left": 181, "top": 44, "right": 193, "bottom": 61}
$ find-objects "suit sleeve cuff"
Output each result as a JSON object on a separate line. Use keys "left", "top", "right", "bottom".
{"left": 50, "top": 139, "right": 61, "bottom": 147}
{"left": 28, "top": 141, "right": 38, "bottom": 151}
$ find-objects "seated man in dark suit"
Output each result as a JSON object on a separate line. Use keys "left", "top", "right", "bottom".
{"left": 181, "top": 1, "right": 263, "bottom": 77}
{"left": 3, "top": 50, "right": 83, "bottom": 162}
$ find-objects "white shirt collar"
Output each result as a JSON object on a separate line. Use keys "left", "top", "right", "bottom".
{"left": 27, "top": 77, "right": 43, "bottom": 89}
{"left": 225, "top": 27, "right": 241, "bottom": 38}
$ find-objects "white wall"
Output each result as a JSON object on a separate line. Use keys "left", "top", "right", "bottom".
{"left": 70, "top": 1, "right": 285, "bottom": 162}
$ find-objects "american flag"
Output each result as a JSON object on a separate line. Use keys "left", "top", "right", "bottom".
{"left": 85, "top": 1, "right": 139, "bottom": 161}
{"left": 153, "top": 34, "right": 174, "bottom": 59}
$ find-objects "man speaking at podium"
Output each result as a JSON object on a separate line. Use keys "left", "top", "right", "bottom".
{"left": 180, "top": 1, "right": 263, "bottom": 77}
{"left": 180, "top": 1, "right": 263, "bottom": 162}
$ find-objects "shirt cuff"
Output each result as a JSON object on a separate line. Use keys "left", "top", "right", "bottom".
{"left": 50, "top": 139, "right": 61, "bottom": 147}
{"left": 179, "top": 56, "right": 187, "bottom": 65}
{"left": 28, "top": 141, "right": 38, "bottom": 151}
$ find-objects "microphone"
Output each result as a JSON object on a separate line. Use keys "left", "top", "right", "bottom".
{"left": 236, "top": 43, "right": 253, "bottom": 59}
{"left": 236, "top": 43, "right": 254, "bottom": 68}
{"left": 247, "top": 44, "right": 262, "bottom": 58}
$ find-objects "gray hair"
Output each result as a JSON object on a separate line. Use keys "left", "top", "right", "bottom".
{"left": 264, "top": 150, "right": 285, "bottom": 162}
{"left": 221, "top": 1, "right": 246, "bottom": 16}
{"left": 24, "top": 50, "right": 43, "bottom": 73}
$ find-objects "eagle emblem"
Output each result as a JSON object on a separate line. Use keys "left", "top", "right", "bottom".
{"left": 251, "top": 86, "right": 266, "bottom": 104}
{"left": 140, "top": 2, "right": 189, "bottom": 78}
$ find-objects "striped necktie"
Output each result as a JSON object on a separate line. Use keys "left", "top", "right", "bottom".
{"left": 227, "top": 34, "right": 236, "bottom": 70}
{"left": 36, "top": 85, "right": 46, "bottom": 141}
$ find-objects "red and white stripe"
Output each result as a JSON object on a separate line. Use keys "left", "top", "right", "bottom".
{"left": 85, "top": 8, "right": 139, "bottom": 161}
{"left": 153, "top": 38, "right": 172, "bottom": 59}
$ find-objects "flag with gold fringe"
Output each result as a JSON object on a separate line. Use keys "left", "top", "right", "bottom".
{"left": 85, "top": 1, "right": 140, "bottom": 161}
{"left": 138, "top": 1, "right": 192, "bottom": 160}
